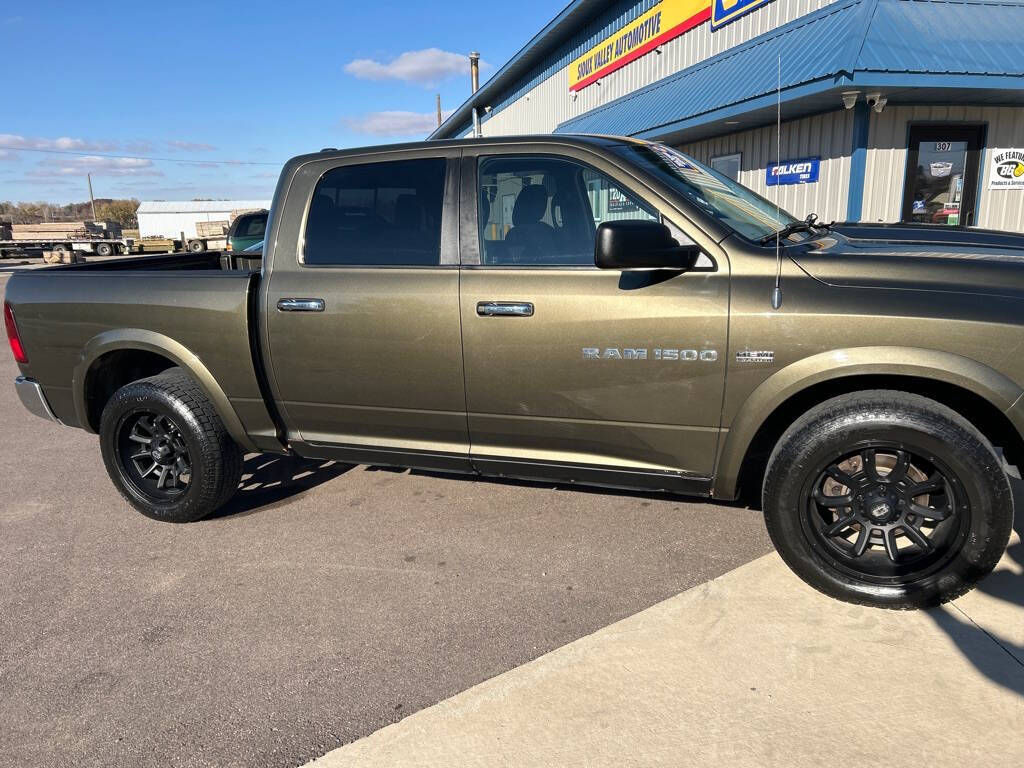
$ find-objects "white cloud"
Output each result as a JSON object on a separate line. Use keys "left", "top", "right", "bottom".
{"left": 0, "top": 149, "right": 20, "bottom": 162}
{"left": 344, "top": 110, "right": 454, "bottom": 137}
{"left": 0, "top": 134, "right": 122, "bottom": 152}
{"left": 28, "top": 155, "right": 163, "bottom": 178}
{"left": 166, "top": 140, "right": 217, "bottom": 152}
{"left": 344, "top": 48, "right": 480, "bottom": 87}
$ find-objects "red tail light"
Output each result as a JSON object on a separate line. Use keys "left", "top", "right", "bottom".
{"left": 4, "top": 301, "right": 28, "bottom": 364}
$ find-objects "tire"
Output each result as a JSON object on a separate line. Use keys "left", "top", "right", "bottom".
{"left": 188, "top": 239, "right": 206, "bottom": 253}
{"left": 99, "top": 368, "right": 243, "bottom": 523}
{"left": 763, "top": 390, "right": 1013, "bottom": 609}
{"left": 52, "top": 243, "right": 67, "bottom": 254}
{"left": 95, "top": 242, "right": 113, "bottom": 257}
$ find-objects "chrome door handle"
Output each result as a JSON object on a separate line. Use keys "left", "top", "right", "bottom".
{"left": 477, "top": 301, "right": 534, "bottom": 317}
{"left": 277, "top": 298, "right": 325, "bottom": 312}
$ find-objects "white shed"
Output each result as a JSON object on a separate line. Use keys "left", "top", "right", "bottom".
{"left": 136, "top": 200, "right": 272, "bottom": 239}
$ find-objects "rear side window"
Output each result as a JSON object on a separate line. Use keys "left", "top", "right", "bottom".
{"left": 303, "top": 158, "right": 446, "bottom": 266}
{"left": 240, "top": 215, "right": 266, "bottom": 237}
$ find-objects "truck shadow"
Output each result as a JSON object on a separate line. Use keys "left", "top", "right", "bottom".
{"left": 210, "top": 454, "right": 354, "bottom": 520}
{"left": 925, "top": 476, "right": 1024, "bottom": 697}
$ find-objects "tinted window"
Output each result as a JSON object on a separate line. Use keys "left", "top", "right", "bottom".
{"left": 478, "top": 156, "right": 656, "bottom": 266}
{"left": 239, "top": 214, "right": 266, "bottom": 237}
{"left": 304, "top": 158, "right": 446, "bottom": 266}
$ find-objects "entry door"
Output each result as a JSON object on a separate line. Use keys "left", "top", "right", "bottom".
{"left": 264, "top": 153, "right": 470, "bottom": 470}
{"left": 901, "top": 125, "right": 984, "bottom": 227}
{"left": 459, "top": 151, "right": 729, "bottom": 481}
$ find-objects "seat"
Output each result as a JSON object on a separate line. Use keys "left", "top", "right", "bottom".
{"left": 504, "top": 184, "right": 557, "bottom": 263}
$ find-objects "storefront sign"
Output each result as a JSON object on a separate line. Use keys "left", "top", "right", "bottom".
{"left": 569, "top": 0, "right": 711, "bottom": 92}
{"left": 711, "top": 0, "right": 776, "bottom": 29}
{"left": 990, "top": 149, "right": 1024, "bottom": 189}
{"left": 767, "top": 157, "right": 820, "bottom": 186}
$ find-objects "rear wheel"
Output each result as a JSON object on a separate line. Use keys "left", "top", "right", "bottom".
{"left": 763, "top": 390, "right": 1013, "bottom": 608}
{"left": 94, "top": 242, "right": 114, "bottom": 257}
{"left": 100, "top": 368, "right": 242, "bottom": 522}
{"left": 188, "top": 239, "right": 206, "bottom": 253}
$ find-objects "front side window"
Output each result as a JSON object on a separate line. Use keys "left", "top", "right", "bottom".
{"left": 478, "top": 155, "right": 657, "bottom": 266}
{"left": 610, "top": 143, "right": 795, "bottom": 241}
{"left": 303, "top": 157, "right": 446, "bottom": 266}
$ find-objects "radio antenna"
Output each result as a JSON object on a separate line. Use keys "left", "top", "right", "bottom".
{"left": 771, "top": 54, "right": 783, "bottom": 310}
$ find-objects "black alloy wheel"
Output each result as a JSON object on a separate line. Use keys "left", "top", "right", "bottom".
{"left": 116, "top": 411, "right": 193, "bottom": 501}
{"left": 802, "top": 444, "right": 968, "bottom": 584}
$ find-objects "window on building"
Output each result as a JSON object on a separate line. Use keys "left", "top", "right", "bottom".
{"left": 900, "top": 125, "right": 984, "bottom": 227}
{"left": 303, "top": 157, "right": 446, "bottom": 265}
{"left": 710, "top": 153, "right": 742, "bottom": 182}
{"left": 477, "top": 155, "right": 657, "bottom": 266}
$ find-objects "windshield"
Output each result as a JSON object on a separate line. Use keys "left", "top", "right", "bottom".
{"left": 610, "top": 143, "right": 797, "bottom": 241}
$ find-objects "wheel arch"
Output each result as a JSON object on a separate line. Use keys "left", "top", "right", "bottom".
{"left": 714, "top": 347, "right": 1024, "bottom": 502}
{"left": 74, "top": 329, "right": 257, "bottom": 452}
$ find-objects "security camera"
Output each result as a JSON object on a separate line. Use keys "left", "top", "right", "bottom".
{"left": 866, "top": 92, "right": 886, "bottom": 111}
{"left": 841, "top": 91, "right": 859, "bottom": 110}
{"left": 872, "top": 95, "right": 888, "bottom": 113}
{"left": 484, "top": 105, "right": 492, "bottom": 114}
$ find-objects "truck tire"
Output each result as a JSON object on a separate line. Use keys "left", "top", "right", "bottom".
{"left": 762, "top": 390, "right": 1013, "bottom": 609}
{"left": 95, "top": 242, "right": 114, "bottom": 257}
{"left": 188, "top": 239, "right": 206, "bottom": 253}
{"left": 99, "top": 368, "right": 243, "bottom": 523}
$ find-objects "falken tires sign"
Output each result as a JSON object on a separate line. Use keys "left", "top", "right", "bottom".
{"left": 767, "top": 157, "right": 820, "bottom": 186}
{"left": 990, "top": 149, "right": 1024, "bottom": 190}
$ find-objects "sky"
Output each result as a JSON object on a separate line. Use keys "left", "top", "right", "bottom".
{"left": 0, "top": 0, "right": 563, "bottom": 204}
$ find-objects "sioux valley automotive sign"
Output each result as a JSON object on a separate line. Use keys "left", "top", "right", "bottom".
{"left": 990, "top": 149, "right": 1024, "bottom": 190}
{"left": 767, "top": 157, "right": 820, "bottom": 186}
{"left": 569, "top": 0, "right": 711, "bottom": 91}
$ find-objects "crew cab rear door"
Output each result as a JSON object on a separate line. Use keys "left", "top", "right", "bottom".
{"left": 262, "top": 147, "right": 470, "bottom": 471}
{"left": 458, "top": 143, "right": 729, "bottom": 487}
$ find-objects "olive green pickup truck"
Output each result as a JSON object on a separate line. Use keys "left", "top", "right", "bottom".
{"left": 5, "top": 135, "right": 1021, "bottom": 609}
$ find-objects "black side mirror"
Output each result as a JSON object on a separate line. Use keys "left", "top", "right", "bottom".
{"left": 594, "top": 219, "right": 701, "bottom": 271}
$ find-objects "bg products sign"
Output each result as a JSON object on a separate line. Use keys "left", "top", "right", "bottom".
{"left": 990, "top": 149, "right": 1024, "bottom": 190}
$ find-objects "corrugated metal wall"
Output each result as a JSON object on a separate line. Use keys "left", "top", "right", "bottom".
{"left": 679, "top": 110, "right": 854, "bottom": 222}
{"left": 862, "top": 105, "right": 1024, "bottom": 232}
{"left": 478, "top": 0, "right": 840, "bottom": 137}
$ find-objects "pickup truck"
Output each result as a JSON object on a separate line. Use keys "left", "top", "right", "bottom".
{"left": 5, "top": 135, "right": 1021, "bottom": 609}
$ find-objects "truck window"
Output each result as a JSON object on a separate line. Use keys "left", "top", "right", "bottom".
{"left": 239, "top": 215, "right": 266, "bottom": 237}
{"left": 478, "top": 155, "right": 656, "bottom": 266}
{"left": 303, "top": 158, "right": 446, "bottom": 266}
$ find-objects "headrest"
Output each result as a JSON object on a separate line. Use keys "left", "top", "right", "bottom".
{"left": 512, "top": 184, "right": 549, "bottom": 227}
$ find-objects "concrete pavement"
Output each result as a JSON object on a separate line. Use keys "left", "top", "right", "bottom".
{"left": 310, "top": 529, "right": 1024, "bottom": 768}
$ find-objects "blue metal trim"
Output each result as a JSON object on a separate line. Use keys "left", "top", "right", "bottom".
{"left": 846, "top": 101, "right": 870, "bottom": 222}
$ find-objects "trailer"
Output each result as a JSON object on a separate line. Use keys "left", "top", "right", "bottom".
{"left": 0, "top": 221, "right": 135, "bottom": 259}
{"left": 136, "top": 200, "right": 270, "bottom": 253}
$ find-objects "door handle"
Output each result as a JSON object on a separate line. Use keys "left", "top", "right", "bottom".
{"left": 477, "top": 301, "right": 534, "bottom": 317}
{"left": 277, "top": 298, "right": 325, "bottom": 312}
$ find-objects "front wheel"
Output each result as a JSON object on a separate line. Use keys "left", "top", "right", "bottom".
{"left": 763, "top": 390, "right": 1013, "bottom": 609}
{"left": 100, "top": 368, "right": 242, "bottom": 522}
{"left": 94, "top": 242, "right": 114, "bottom": 257}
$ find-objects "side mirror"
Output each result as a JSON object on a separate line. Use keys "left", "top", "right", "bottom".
{"left": 594, "top": 220, "right": 701, "bottom": 270}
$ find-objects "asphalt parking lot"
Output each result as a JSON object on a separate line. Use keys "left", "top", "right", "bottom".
{"left": 0, "top": 270, "right": 772, "bottom": 767}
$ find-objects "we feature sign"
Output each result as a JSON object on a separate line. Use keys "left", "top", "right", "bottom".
{"left": 767, "top": 157, "right": 820, "bottom": 186}
{"left": 711, "top": 0, "right": 776, "bottom": 29}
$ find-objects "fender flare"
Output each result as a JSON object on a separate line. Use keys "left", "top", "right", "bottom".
{"left": 712, "top": 346, "right": 1024, "bottom": 500}
{"left": 73, "top": 329, "right": 258, "bottom": 453}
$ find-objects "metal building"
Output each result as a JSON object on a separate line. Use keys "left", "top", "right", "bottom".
{"left": 433, "top": 0, "right": 1024, "bottom": 232}
{"left": 136, "top": 200, "right": 271, "bottom": 239}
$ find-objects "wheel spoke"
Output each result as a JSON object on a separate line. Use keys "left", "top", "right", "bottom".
{"left": 908, "top": 474, "right": 945, "bottom": 497}
{"left": 908, "top": 502, "right": 951, "bottom": 521}
{"left": 882, "top": 529, "right": 901, "bottom": 562}
{"left": 887, "top": 450, "right": 910, "bottom": 483}
{"left": 825, "top": 465, "right": 857, "bottom": 488}
{"left": 128, "top": 433, "right": 152, "bottom": 445}
{"left": 813, "top": 488, "right": 854, "bottom": 508}
{"left": 824, "top": 514, "right": 858, "bottom": 536}
{"left": 156, "top": 466, "right": 170, "bottom": 489}
{"left": 130, "top": 450, "right": 151, "bottom": 460}
{"left": 852, "top": 525, "right": 872, "bottom": 557}
{"left": 862, "top": 449, "right": 880, "bottom": 482}
{"left": 900, "top": 523, "right": 934, "bottom": 552}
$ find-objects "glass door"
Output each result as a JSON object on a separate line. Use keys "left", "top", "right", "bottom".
{"left": 901, "top": 125, "right": 984, "bottom": 227}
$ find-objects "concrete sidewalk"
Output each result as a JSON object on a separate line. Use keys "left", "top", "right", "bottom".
{"left": 310, "top": 529, "right": 1023, "bottom": 768}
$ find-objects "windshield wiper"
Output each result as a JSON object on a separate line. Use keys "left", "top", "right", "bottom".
{"left": 760, "top": 213, "right": 832, "bottom": 245}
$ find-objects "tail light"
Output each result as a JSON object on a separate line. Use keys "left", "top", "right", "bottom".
{"left": 4, "top": 301, "right": 28, "bottom": 364}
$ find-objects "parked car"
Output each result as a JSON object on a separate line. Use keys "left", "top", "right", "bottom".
{"left": 226, "top": 210, "right": 267, "bottom": 252}
{"left": 6, "top": 135, "right": 1021, "bottom": 609}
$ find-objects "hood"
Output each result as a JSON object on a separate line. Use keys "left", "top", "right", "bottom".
{"left": 789, "top": 224, "right": 1024, "bottom": 299}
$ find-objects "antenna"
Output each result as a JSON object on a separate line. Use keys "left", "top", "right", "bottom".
{"left": 770, "top": 54, "right": 783, "bottom": 311}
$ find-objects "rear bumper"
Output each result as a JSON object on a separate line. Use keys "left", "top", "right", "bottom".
{"left": 15, "top": 376, "right": 62, "bottom": 424}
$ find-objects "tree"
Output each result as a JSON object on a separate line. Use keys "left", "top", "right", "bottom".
{"left": 96, "top": 199, "right": 140, "bottom": 228}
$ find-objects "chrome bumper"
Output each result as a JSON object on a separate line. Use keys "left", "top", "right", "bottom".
{"left": 14, "top": 376, "right": 62, "bottom": 424}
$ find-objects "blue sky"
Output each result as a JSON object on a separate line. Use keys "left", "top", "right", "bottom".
{"left": 0, "top": 0, "right": 562, "bottom": 203}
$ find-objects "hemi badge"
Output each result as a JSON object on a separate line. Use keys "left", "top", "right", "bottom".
{"left": 736, "top": 350, "right": 774, "bottom": 363}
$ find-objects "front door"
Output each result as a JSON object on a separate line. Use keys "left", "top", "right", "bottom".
{"left": 458, "top": 148, "right": 729, "bottom": 486}
{"left": 901, "top": 125, "right": 985, "bottom": 227}
{"left": 264, "top": 151, "right": 470, "bottom": 471}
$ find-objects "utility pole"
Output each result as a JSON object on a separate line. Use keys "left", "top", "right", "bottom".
{"left": 87, "top": 173, "right": 97, "bottom": 221}
{"left": 436, "top": 93, "right": 442, "bottom": 128}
